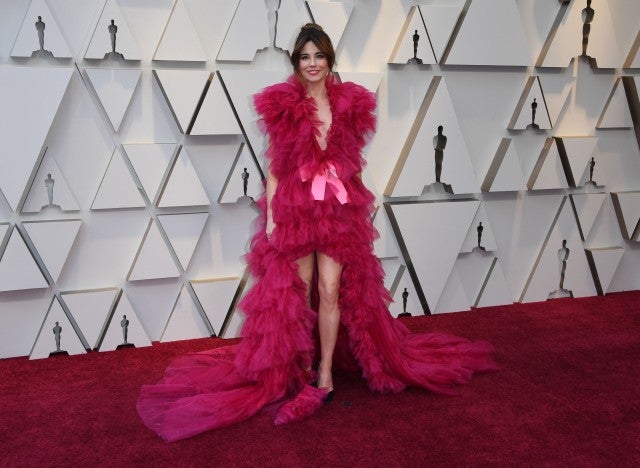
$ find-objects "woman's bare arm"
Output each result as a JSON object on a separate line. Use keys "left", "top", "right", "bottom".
{"left": 266, "top": 164, "right": 278, "bottom": 237}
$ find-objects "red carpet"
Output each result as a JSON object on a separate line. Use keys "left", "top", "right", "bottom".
{"left": 2, "top": 291, "right": 640, "bottom": 466}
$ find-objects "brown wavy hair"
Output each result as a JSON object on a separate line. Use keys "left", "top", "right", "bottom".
{"left": 290, "top": 23, "right": 335, "bottom": 79}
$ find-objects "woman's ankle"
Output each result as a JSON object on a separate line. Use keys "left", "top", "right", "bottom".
{"left": 317, "top": 363, "right": 333, "bottom": 390}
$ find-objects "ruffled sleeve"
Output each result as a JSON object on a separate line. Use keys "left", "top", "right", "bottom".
{"left": 341, "top": 81, "right": 377, "bottom": 142}
{"left": 253, "top": 79, "right": 307, "bottom": 142}
{"left": 254, "top": 83, "right": 287, "bottom": 138}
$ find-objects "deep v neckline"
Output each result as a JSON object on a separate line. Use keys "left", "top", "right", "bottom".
{"left": 307, "top": 92, "right": 332, "bottom": 152}
{"left": 316, "top": 120, "right": 332, "bottom": 152}
{"left": 314, "top": 108, "right": 332, "bottom": 152}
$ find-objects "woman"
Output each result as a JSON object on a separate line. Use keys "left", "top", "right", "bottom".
{"left": 263, "top": 23, "right": 361, "bottom": 399}
{"left": 137, "top": 24, "right": 496, "bottom": 442}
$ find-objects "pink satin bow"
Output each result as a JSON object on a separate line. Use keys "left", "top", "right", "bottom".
{"left": 299, "top": 162, "right": 349, "bottom": 204}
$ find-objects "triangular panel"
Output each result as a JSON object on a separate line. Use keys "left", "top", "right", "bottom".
{"left": 220, "top": 305, "right": 245, "bottom": 338}
{"left": 0, "top": 67, "right": 73, "bottom": 211}
{"left": 388, "top": 270, "right": 422, "bottom": 318}
{"left": 153, "top": 0, "right": 208, "bottom": 62}
{"left": 84, "top": 0, "right": 141, "bottom": 60}
{"left": 420, "top": 3, "right": 463, "bottom": 63}
{"left": 537, "top": 73, "right": 574, "bottom": 126}
{"left": 100, "top": 292, "right": 152, "bottom": 351}
{"left": 85, "top": 68, "right": 141, "bottom": 132}
{"left": 385, "top": 200, "right": 480, "bottom": 312}
{"left": 454, "top": 253, "right": 495, "bottom": 308}
{"left": 11, "top": 0, "right": 72, "bottom": 58}
{"left": 561, "top": 136, "right": 598, "bottom": 188}
{"left": 122, "top": 143, "right": 176, "bottom": 204}
{"left": 22, "top": 220, "right": 82, "bottom": 282}
{"left": 190, "top": 73, "right": 242, "bottom": 135}
{"left": 157, "top": 147, "right": 210, "bottom": 207}
{"left": 475, "top": 258, "right": 513, "bottom": 308}
{"left": 30, "top": 297, "right": 85, "bottom": 359}
{"left": 596, "top": 78, "right": 633, "bottom": 128}
{"left": 388, "top": 6, "right": 435, "bottom": 65}
{"left": 61, "top": 288, "right": 118, "bottom": 349}
{"left": 527, "top": 138, "right": 569, "bottom": 190}
{"left": 521, "top": 198, "right": 597, "bottom": 302}
{"left": 191, "top": 277, "right": 241, "bottom": 336}
{"left": 126, "top": 280, "right": 182, "bottom": 341}
{"left": 179, "top": 0, "right": 239, "bottom": 62}
{"left": 575, "top": 157, "right": 601, "bottom": 188}
{"left": 483, "top": 192, "right": 566, "bottom": 299}
{"left": 434, "top": 265, "right": 470, "bottom": 314}
{"left": 385, "top": 77, "right": 479, "bottom": 196}
{"left": 540, "top": 0, "right": 622, "bottom": 68}
{"left": 482, "top": 138, "right": 527, "bottom": 192}
{"left": 461, "top": 204, "right": 498, "bottom": 253}
{"left": 512, "top": 132, "right": 550, "bottom": 180}
{"left": 128, "top": 219, "right": 180, "bottom": 281}
{"left": 570, "top": 193, "right": 607, "bottom": 241}
{"left": 153, "top": 69, "right": 211, "bottom": 133}
{"left": 157, "top": 212, "right": 209, "bottom": 270}
{"left": 445, "top": 0, "right": 530, "bottom": 66}
{"left": 0, "top": 226, "right": 48, "bottom": 292}
{"left": 218, "top": 143, "right": 263, "bottom": 203}
{"left": 161, "top": 285, "right": 211, "bottom": 342}
{"left": 217, "top": 0, "right": 270, "bottom": 61}
{"left": 587, "top": 247, "right": 625, "bottom": 294}
{"left": 21, "top": 151, "right": 79, "bottom": 213}
{"left": 508, "top": 76, "right": 552, "bottom": 130}
{"left": 91, "top": 148, "right": 146, "bottom": 210}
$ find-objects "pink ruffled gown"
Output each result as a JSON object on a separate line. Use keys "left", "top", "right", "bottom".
{"left": 136, "top": 76, "right": 497, "bottom": 442}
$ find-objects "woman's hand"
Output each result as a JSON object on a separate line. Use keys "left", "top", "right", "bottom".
{"left": 266, "top": 209, "right": 276, "bottom": 240}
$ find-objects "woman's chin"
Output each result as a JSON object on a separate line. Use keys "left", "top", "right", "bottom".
{"left": 303, "top": 73, "right": 326, "bottom": 84}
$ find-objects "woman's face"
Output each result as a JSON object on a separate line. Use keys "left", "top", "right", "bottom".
{"left": 298, "top": 41, "right": 329, "bottom": 84}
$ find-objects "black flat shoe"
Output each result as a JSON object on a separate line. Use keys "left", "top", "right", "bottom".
{"left": 322, "top": 390, "right": 334, "bottom": 404}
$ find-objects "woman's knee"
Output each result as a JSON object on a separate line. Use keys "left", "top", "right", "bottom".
{"left": 318, "top": 277, "right": 340, "bottom": 305}
{"left": 317, "top": 253, "right": 342, "bottom": 306}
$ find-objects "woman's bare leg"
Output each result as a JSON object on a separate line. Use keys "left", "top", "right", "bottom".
{"left": 316, "top": 252, "right": 343, "bottom": 391}
{"left": 295, "top": 252, "right": 315, "bottom": 307}
{"left": 295, "top": 253, "right": 316, "bottom": 375}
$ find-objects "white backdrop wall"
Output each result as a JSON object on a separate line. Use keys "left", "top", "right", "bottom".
{"left": 0, "top": 0, "right": 639, "bottom": 359}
